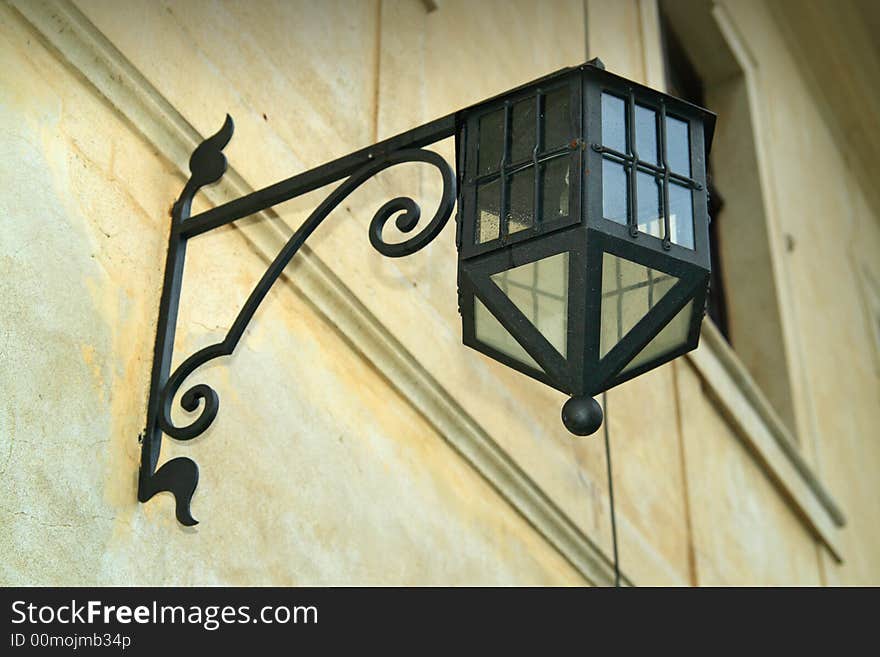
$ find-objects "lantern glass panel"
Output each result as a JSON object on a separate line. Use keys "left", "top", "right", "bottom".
{"left": 636, "top": 170, "right": 663, "bottom": 238}
{"left": 476, "top": 177, "right": 501, "bottom": 243}
{"left": 665, "top": 115, "right": 690, "bottom": 176}
{"left": 541, "top": 156, "right": 570, "bottom": 222}
{"left": 541, "top": 87, "right": 571, "bottom": 150}
{"left": 600, "top": 253, "right": 678, "bottom": 357}
{"left": 491, "top": 252, "right": 569, "bottom": 357}
{"left": 511, "top": 98, "right": 536, "bottom": 164}
{"left": 507, "top": 167, "right": 535, "bottom": 234}
{"left": 474, "top": 297, "right": 543, "bottom": 371}
{"left": 602, "top": 158, "right": 628, "bottom": 224}
{"left": 478, "top": 109, "right": 504, "bottom": 176}
{"left": 669, "top": 182, "right": 694, "bottom": 248}
{"left": 620, "top": 300, "right": 694, "bottom": 374}
{"left": 601, "top": 92, "right": 627, "bottom": 152}
{"left": 635, "top": 104, "right": 658, "bottom": 165}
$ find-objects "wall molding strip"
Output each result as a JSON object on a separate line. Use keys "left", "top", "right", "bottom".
{"left": 691, "top": 323, "right": 843, "bottom": 560}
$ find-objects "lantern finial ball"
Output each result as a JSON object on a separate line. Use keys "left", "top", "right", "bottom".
{"left": 562, "top": 396, "right": 604, "bottom": 436}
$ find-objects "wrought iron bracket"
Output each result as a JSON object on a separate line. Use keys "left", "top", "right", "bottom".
{"left": 138, "top": 114, "right": 457, "bottom": 525}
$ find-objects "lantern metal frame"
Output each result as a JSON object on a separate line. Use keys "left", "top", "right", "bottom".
{"left": 139, "top": 60, "right": 714, "bottom": 525}
{"left": 457, "top": 62, "right": 714, "bottom": 400}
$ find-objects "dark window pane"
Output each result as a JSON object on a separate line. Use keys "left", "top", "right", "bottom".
{"left": 666, "top": 115, "right": 690, "bottom": 175}
{"left": 541, "top": 156, "right": 569, "bottom": 223}
{"left": 636, "top": 170, "right": 662, "bottom": 238}
{"left": 478, "top": 109, "right": 504, "bottom": 176}
{"left": 602, "top": 158, "right": 627, "bottom": 224}
{"left": 669, "top": 182, "right": 694, "bottom": 248}
{"left": 476, "top": 177, "right": 501, "bottom": 243}
{"left": 635, "top": 104, "right": 658, "bottom": 165}
{"left": 661, "top": 9, "right": 726, "bottom": 335}
{"left": 510, "top": 98, "right": 536, "bottom": 164}
{"left": 507, "top": 167, "right": 535, "bottom": 235}
{"left": 601, "top": 93, "right": 626, "bottom": 153}
{"left": 541, "top": 87, "right": 570, "bottom": 151}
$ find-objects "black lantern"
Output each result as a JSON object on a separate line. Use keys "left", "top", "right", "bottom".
{"left": 455, "top": 59, "right": 715, "bottom": 435}
{"left": 139, "top": 58, "right": 715, "bottom": 524}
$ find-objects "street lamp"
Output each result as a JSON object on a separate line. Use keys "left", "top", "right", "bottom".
{"left": 140, "top": 59, "right": 715, "bottom": 524}
{"left": 456, "top": 59, "right": 714, "bottom": 435}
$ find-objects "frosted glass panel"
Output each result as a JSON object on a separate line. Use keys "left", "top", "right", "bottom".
{"left": 666, "top": 115, "right": 690, "bottom": 176}
{"left": 602, "top": 159, "right": 627, "bottom": 224}
{"left": 601, "top": 93, "right": 626, "bottom": 152}
{"left": 474, "top": 298, "right": 542, "bottom": 370}
{"left": 478, "top": 109, "right": 504, "bottom": 175}
{"left": 669, "top": 182, "right": 694, "bottom": 249}
{"left": 600, "top": 253, "right": 678, "bottom": 357}
{"left": 541, "top": 157, "right": 569, "bottom": 222}
{"left": 620, "top": 301, "right": 694, "bottom": 374}
{"left": 507, "top": 167, "right": 535, "bottom": 234}
{"left": 476, "top": 178, "right": 501, "bottom": 243}
{"left": 636, "top": 170, "right": 662, "bottom": 238}
{"left": 635, "top": 104, "right": 658, "bottom": 165}
{"left": 491, "top": 252, "right": 569, "bottom": 357}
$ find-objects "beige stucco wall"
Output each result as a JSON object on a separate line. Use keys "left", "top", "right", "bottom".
{"left": 1, "top": 0, "right": 878, "bottom": 585}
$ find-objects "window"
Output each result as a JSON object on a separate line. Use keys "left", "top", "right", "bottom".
{"left": 658, "top": 0, "right": 802, "bottom": 436}
{"left": 598, "top": 89, "right": 698, "bottom": 249}
{"left": 660, "top": 9, "right": 729, "bottom": 338}
{"left": 472, "top": 84, "right": 576, "bottom": 248}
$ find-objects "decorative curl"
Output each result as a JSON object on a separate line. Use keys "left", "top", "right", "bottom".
{"left": 160, "top": 357, "right": 221, "bottom": 441}
{"left": 368, "top": 151, "right": 455, "bottom": 258}
{"left": 157, "top": 135, "right": 456, "bottom": 443}
{"left": 139, "top": 456, "right": 200, "bottom": 526}
{"left": 189, "top": 114, "right": 234, "bottom": 189}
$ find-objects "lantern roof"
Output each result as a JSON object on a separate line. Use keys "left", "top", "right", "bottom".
{"left": 454, "top": 59, "right": 716, "bottom": 159}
